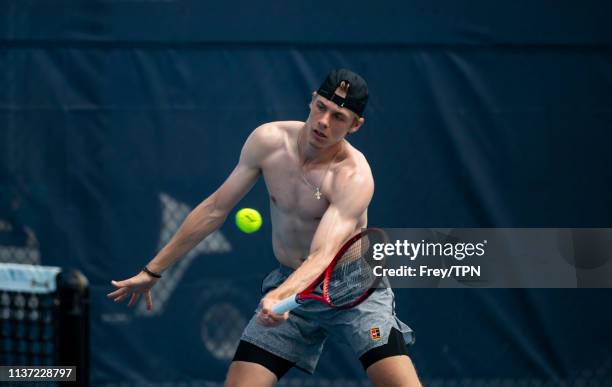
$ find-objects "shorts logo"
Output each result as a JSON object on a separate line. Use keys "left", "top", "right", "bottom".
{"left": 370, "top": 327, "right": 381, "bottom": 341}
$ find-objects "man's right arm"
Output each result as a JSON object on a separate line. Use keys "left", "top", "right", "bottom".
{"left": 147, "top": 124, "right": 274, "bottom": 273}
{"left": 107, "top": 124, "right": 277, "bottom": 309}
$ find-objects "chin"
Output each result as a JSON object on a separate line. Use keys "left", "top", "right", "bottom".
{"left": 309, "top": 139, "right": 323, "bottom": 149}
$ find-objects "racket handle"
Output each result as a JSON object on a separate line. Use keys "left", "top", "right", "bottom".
{"left": 272, "top": 294, "right": 300, "bottom": 314}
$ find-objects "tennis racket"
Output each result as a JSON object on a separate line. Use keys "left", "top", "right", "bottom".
{"left": 272, "top": 228, "right": 388, "bottom": 314}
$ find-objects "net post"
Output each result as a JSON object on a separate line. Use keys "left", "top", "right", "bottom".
{"left": 56, "top": 269, "right": 90, "bottom": 387}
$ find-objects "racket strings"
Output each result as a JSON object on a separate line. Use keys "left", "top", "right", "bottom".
{"left": 326, "top": 234, "right": 379, "bottom": 306}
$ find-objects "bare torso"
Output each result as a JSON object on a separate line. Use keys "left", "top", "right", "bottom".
{"left": 260, "top": 121, "right": 369, "bottom": 268}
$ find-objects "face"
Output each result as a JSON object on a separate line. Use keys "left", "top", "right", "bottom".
{"left": 305, "top": 93, "right": 364, "bottom": 149}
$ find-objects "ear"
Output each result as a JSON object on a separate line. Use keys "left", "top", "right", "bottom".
{"left": 348, "top": 117, "right": 365, "bottom": 134}
{"left": 309, "top": 92, "right": 317, "bottom": 109}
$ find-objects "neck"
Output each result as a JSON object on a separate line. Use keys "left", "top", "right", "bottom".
{"left": 297, "top": 125, "right": 343, "bottom": 166}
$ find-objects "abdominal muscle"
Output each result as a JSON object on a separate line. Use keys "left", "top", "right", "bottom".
{"left": 268, "top": 196, "right": 367, "bottom": 270}
{"left": 269, "top": 199, "right": 321, "bottom": 269}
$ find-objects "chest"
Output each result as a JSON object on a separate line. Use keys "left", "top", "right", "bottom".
{"left": 261, "top": 151, "right": 332, "bottom": 220}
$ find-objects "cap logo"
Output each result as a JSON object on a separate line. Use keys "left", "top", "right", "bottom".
{"left": 331, "top": 81, "right": 351, "bottom": 107}
{"left": 333, "top": 80, "right": 350, "bottom": 99}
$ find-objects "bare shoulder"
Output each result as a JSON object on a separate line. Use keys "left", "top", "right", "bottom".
{"left": 247, "top": 121, "right": 284, "bottom": 148}
{"left": 247, "top": 121, "right": 302, "bottom": 149}
{"left": 242, "top": 121, "right": 301, "bottom": 164}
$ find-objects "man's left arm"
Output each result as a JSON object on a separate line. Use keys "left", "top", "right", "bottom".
{"left": 258, "top": 167, "right": 374, "bottom": 325}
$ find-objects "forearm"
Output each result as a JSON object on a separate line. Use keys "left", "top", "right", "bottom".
{"left": 146, "top": 196, "right": 227, "bottom": 273}
{"left": 269, "top": 216, "right": 359, "bottom": 299}
{"left": 268, "top": 251, "right": 331, "bottom": 299}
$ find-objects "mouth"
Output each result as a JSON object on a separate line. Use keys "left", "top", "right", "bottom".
{"left": 312, "top": 129, "right": 327, "bottom": 140}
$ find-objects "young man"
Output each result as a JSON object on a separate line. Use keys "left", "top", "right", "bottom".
{"left": 108, "top": 69, "right": 422, "bottom": 386}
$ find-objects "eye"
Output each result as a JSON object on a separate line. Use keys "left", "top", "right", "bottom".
{"left": 317, "top": 103, "right": 326, "bottom": 111}
{"left": 334, "top": 113, "right": 346, "bottom": 121}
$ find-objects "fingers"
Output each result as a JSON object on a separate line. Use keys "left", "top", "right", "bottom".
{"left": 256, "top": 311, "right": 276, "bottom": 326}
{"left": 258, "top": 315, "right": 285, "bottom": 327}
{"left": 114, "top": 293, "right": 129, "bottom": 303}
{"left": 127, "top": 292, "right": 141, "bottom": 308}
{"left": 264, "top": 309, "right": 288, "bottom": 321}
{"left": 145, "top": 291, "right": 153, "bottom": 311}
{"left": 256, "top": 309, "right": 289, "bottom": 327}
{"left": 108, "top": 272, "right": 158, "bottom": 310}
{"left": 109, "top": 289, "right": 148, "bottom": 307}
{"left": 269, "top": 311, "right": 289, "bottom": 322}
{"left": 106, "top": 287, "right": 129, "bottom": 299}
{"left": 111, "top": 279, "right": 130, "bottom": 288}
{"left": 256, "top": 296, "right": 290, "bottom": 326}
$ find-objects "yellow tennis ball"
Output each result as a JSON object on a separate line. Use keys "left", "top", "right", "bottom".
{"left": 235, "top": 208, "right": 262, "bottom": 234}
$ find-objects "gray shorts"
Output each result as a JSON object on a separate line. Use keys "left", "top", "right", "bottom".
{"left": 240, "top": 265, "right": 415, "bottom": 374}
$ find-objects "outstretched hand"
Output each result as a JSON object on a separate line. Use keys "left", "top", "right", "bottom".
{"left": 107, "top": 271, "right": 159, "bottom": 311}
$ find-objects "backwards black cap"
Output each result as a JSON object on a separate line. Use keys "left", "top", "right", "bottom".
{"left": 317, "top": 69, "right": 369, "bottom": 117}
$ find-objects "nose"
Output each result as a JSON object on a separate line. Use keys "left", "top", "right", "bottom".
{"left": 318, "top": 112, "right": 331, "bottom": 130}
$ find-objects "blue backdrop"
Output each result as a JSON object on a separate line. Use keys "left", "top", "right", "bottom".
{"left": 1, "top": 1, "right": 611, "bottom": 386}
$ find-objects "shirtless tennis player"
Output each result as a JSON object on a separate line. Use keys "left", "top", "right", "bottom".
{"left": 107, "top": 69, "right": 422, "bottom": 386}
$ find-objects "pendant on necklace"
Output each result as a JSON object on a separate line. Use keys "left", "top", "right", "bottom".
{"left": 314, "top": 187, "right": 322, "bottom": 200}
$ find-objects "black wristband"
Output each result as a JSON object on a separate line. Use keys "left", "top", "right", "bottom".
{"left": 143, "top": 266, "right": 162, "bottom": 278}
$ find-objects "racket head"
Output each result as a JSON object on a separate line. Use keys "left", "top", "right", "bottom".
{"left": 319, "top": 228, "right": 388, "bottom": 309}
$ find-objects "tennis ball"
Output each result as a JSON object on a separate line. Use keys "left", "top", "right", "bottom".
{"left": 235, "top": 208, "right": 262, "bottom": 234}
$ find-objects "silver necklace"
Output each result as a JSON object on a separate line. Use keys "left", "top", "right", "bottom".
{"left": 297, "top": 130, "right": 340, "bottom": 200}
